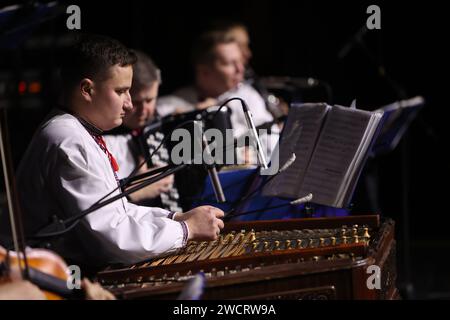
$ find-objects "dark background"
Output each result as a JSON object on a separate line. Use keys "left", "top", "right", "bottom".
{"left": 1, "top": 0, "right": 449, "bottom": 299}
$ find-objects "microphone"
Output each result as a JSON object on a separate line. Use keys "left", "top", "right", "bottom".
{"left": 195, "top": 121, "right": 226, "bottom": 203}
{"left": 279, "top": 153, "right": 296, "bottom": 173}
{"left": 224, "top": 193, "right": 314, "bottom": 220}
{"left": 241, "top": 100, "right": 269, "bottom": 169}
{"left": 291, "top": 193, "right": 313, "bottom": 205}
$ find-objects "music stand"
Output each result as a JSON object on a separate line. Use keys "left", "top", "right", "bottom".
{"left": 364, "top": 96, "right": 425, "bottom": 299}
{"left": 159, "top": 106, "right": 233, "bottom": 210}
{"left": 370, "top": 96, "right": 425, "bottom": 156}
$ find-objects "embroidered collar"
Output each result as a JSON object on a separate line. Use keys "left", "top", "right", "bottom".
{"left": 76, "top": 116, "right": 103, "bottom": 136}
{"left": 59, "top": 107, "right": 104, "bottom": 136}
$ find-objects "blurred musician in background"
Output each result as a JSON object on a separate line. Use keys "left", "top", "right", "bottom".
{"left": 157, "top": 30, "right": 280, "bottom": 162}
{"left": 8, "top": 34, "right": 224, "bottom": 273}
{"left": 105, "top": 50, "right": 182, "bottom": 212}
{"left": 207, "top": 21, "right": 254, "bottom": 81}
{"left": 207, "top": 20, "right": 289, "bottom": 119}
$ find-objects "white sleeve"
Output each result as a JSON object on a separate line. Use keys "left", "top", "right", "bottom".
{"left": 53, "top": 137, "right": 188, "bottom": 264}
{"left": 88, "top": 202, "right": 188, "bottom": 262}
{"left": 157, "top": 95, "right": 195, "bottom": 117}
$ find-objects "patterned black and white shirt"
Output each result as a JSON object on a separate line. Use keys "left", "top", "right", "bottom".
{"left": 105, "top": 124, "right": 183, "bottom": 213}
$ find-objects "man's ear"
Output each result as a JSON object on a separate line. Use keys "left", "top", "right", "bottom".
{"left": 80, "top": 78, "right": 94, "bottom": 101}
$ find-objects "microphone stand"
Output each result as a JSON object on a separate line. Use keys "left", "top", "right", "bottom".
{"left": 224, "top": 193, "right": 313, "bottom": 221}
{"left": 119, "top": 164, "right": 172, "bottom": 187}
{"left": 32, "top": 163, "right": 188, "bottom": 239}
{"left": 195, "top": 121, "right": 226, "bottom": 203}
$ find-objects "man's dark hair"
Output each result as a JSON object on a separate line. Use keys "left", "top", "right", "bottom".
{"left": 207, "top": 20, "right": 248, "bottom": 35}
{"left": 60, "top": 34, "right": 136, "bottom": 95}
{"left": 131, "top": 50, "right": 161, "bottom": 94}
{"left": 191, "top": 31, "right": 236, "bottom": 66}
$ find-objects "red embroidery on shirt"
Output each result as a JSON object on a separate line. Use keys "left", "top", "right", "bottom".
{"left": 92, "top": 135, "right": 120, "bottom": 172}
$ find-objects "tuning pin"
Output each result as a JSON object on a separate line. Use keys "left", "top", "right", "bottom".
{"left": 353, "top": 235, "right": 359, "bottom": 243}
{"left": 274, "top": 240, "right": 280, "bottom": 250}
{"left": 263, "top": 241, "right": 269, "bottom": 251}
{"left": 330, "top": 236, "right": 336, "bottom": 246}
{"left": 342, "top": 236, "right": 348, "bottom": 244}
{"left": 285, "top": 240, "right": 292, "bottom": 249}
{"left": 363, "top": 227, "right": 371, "bottom": 239}
{"left": 296, "top": 239, "right": 303, "bottom": 249}
{"left": 319, "top": 237, "right": 325, "bottom": 247}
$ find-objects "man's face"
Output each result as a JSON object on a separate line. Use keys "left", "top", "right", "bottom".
{"left": 124, "top": 82, "right": 159, "bottom": 129}
{"left": 90, "top": 65, "right": 133, "bottom": 131}
{"left": 202, "top": 42, "right": 245, "bottom": 96}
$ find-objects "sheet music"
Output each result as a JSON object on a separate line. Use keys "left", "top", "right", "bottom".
{"left": 298, "top": 106, "right": 377, "bottom": 207}
{"left": 263, "top": 103, "right": 330, "bottom": 198}
{"left": 338, "top": 110, "right": 383, "bottom": 206}
{"left": 263, "top": 103, "right": 384, "bottom": 208}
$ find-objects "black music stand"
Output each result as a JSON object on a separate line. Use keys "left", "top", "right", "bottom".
{"left": 370, "top": 96, "right": 425, "bottom": 156}
{"left": 366, "top": 96, "right": 425, "bottom": 299}
{"left": 159, "top": 107, "right": 233, "bottom": 210}
{"left": 360, "top": 96, "right": 425, "bottom": 211}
